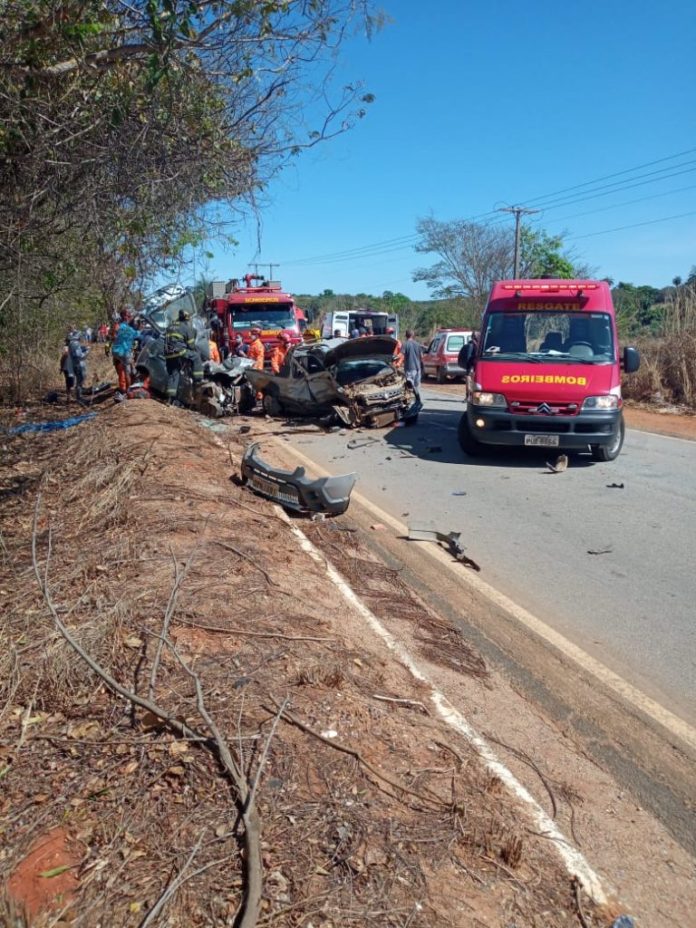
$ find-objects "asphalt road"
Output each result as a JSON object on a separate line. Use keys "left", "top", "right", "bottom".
{"left": 286, "top": 387, "right": 696, "bottom": 725}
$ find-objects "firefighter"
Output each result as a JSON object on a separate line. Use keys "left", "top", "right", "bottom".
{"left": 387, "top": 326, "right": 403, "bottom": 368}
{"left": 208, "top": 338, "right": 221, "bottom": 364}
{"left": 164, "top": 309, "right": 202, "bottom": 403}
{"left": 270, "top": 332, "right": 291, "bottom": 374}
{"left": 247, "top": 327, "right": 265, "bottom": 371}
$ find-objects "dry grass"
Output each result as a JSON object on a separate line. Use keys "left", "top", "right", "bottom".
{"left": 0, "top": 401, "right": 604, "bottom": 927}
{"left": 623, "top": 334, "right": 696, "bottom": 408}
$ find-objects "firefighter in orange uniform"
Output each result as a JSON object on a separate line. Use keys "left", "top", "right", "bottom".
{"left": 270, "top": 332, "right": 291, "bottom": 374}
{"left": 248, "top": 327, "right": 265, "bottom": 370}
{"left": 208, "top": 339, "right": 221, "bottom": 364}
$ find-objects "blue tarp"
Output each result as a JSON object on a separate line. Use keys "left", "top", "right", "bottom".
{"left": 6, "top": 413, "right": 96, "bottom": 435}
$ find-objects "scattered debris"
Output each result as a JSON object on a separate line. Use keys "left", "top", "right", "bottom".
{"left": 611, "top": 917, "right": 636, "bottom": 928}
{"left": 407, "top": 523, "right": 481, "bottom": 571}
{"left": 370, "top": 523, "right": 387, "bottom": 531}
{"left": 606, "top": 482, "right": 625, "bottom": 489}
{"left": 452, "top": 491, "right": 467, "bottom": 496}
{"left": 347, "top": 436, "right": 381, "bottom": 450}
{"left": 546, "top": 454, "right": 569, "bottom": 474}
{"left": 240, "top": 442, "right": 356, "bottom": 515}
{"left": 425, "top": 445, "right": 443, "bottom": 454}
{"left": 5, "top": 412, "right": 96, "bottom": 435}
{"left": 372, "top": 694, "right": 430, "bottom": 715}
{"left": 587, "top": 546, "right": 613, "bottom": 555}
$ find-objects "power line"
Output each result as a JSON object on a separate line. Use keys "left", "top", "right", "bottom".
{"left": 568, "top": 209, "right": 696, "bottom": 240}
{"left": 518, "top": 146, "right": 696, "bottom": 207}
{"left": 531, "top": 182, "right": 696, "bottom": 225}
{"left": 276, "top": 144, "right": 696, "bottom": 268}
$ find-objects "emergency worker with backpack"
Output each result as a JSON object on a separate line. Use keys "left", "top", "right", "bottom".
{"left": 164, "top": 309, "right": 203, "bottom": 403}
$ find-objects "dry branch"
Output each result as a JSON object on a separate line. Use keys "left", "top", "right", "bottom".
{"left": 31, "top": 493, "right": 263, "bottom": 928}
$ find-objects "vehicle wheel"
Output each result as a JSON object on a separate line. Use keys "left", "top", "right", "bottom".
{"left": 236, "top": 386, "right": 255, "bottom": 415}
{"left": 262, "top": 392, "right": 283, "bottom": 417}
{"left": 457, "top": 413, "right": 482, "bottom": 456}
{"left": 590, "top": 415, "right": 625, "bottom": 462}
{"left": 403, "top": 412, "right": 419, "bottom": 426}
{"left": 436, "top": 367, "right": 447, "bottom": 384}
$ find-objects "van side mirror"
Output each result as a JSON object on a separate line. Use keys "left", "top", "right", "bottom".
{"left": 622, "top": 346, "right": 640, "bottom": 374}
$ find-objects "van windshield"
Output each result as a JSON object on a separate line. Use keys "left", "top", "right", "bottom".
{"left": 481, "top": 312, "right": 614, "bottom": 364}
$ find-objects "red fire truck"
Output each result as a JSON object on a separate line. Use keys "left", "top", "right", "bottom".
{"left": 206, "top": 275, "right": 305, "bottom": 361}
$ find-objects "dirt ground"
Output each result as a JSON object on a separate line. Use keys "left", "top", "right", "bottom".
{"left": 0, "top": 396, "right": 627, "bottom": 927}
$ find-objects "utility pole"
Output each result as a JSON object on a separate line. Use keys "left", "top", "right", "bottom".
{"left": 497, "top": 206, "right": 540, "bottom": 278}
{"left": 267, "top": 263, "right": 278, "bottom": 279}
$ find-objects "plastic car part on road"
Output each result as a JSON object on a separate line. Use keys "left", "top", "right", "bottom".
{"left": 241, "top": 442, "right": 357, "bottom": 515}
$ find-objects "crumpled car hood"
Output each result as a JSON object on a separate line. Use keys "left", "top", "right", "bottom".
{"left": 322, "top": 335, "right": 398, "bottom": 365}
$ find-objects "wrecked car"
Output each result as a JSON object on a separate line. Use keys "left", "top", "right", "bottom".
{"left": 243, "top": 336, "right": 422, "bottom": 428}
{"left": 134, "top": 298, "right": 256, "bottom": 416}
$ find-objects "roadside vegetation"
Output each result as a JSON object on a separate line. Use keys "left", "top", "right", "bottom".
{"left": 299, "top": 226, "right": 696, "bottom": 410}
{"left": 0, "top": 0, "right": 378, "bottom": 402}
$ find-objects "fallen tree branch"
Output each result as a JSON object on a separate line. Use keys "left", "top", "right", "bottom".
{"left": 371, "top": 694, "right": 430, "bottom": 715}
{"left": 31, "top": 494, "right": 263, "bottom": 928}
{"left": 148, "top": 544, "right": 199, "bottom": 700}
{"left": 266, "top": 699, "right": 447, "bottom": 811}
{"left": 214, "top": 539, "right": 278, "bottom": 588}
{"left": 175, "top": 619, "right": 333, "bottom": 643}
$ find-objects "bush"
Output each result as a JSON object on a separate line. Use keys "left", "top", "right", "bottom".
{"left": 623, "top": 335, "right": 696, "bottom": 408}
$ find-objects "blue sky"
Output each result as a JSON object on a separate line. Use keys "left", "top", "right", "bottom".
{"left": 198, "top": 0, "right": 696, "bottom": 299}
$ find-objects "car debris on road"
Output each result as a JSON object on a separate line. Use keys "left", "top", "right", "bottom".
{"left": 240, "top": 442, "right": 357, "bottom": 515}
{"left": 407, "top": 523, "right": 481, "bottom": 571}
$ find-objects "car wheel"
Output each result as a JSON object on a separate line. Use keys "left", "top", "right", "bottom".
{"left": 236, "top": 385, "right": 256, "bottom": 415}
{"left": 436, "top": 367, "right": 447, "bottom": 384}
{"left": 591, "top": 415, "right": 625, "bottom": 462}
{"left": 262, "top": 392, "right": 283, "bottom": 417}
{"left": 403, "top": 412, "right": 419, "bottom": 426}
{"left": 457, "top": 413, "right": 482, "bottom": 456}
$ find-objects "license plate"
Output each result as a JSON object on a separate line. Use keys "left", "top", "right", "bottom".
{"left": 524, "top": 434, "right": 559, "bottom": 447}
{"left": 249, "top": 475, "right": 300, "bottom": 506}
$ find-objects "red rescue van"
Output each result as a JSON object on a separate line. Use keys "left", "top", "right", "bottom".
{"left": 458, "top": 280, "right": 640, "bottom": 461}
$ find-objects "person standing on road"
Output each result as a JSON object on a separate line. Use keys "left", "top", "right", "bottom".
{"left": 402, "top": 329, "right": 424, "bottom": 392}
{"left": 59, "top": 334, "right": 76, "bottom": 403}
{"left": 233, "top": 333, "right": 249, "bottom": 357}
{"left": 387, "top": 326, "right": 403, "bottom": 368}
{"left": 270, "top": 332, "right": 291, "bottom": 374}
{"left": 247, "top": 327, "right": 265, "bottom": 371}
{"left": 67, "top": 329, "right": 88, "bottom": 403}
{"left": 111, "top": 309, "right": 137, "bottom": 396}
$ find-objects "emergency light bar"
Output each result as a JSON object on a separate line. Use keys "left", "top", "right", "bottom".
{"left": 502, "top": 283, "right": 598, "bottom": 291}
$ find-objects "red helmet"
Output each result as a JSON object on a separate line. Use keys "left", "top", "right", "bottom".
{"left": 386, "top": 327, "right": 395, "bottom": 334}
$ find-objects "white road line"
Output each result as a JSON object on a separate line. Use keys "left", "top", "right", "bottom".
{"left": 278, "top": 441, "right": 696, "bottom": 756}
{"left": 282, "top": 512, "right": 608, "bottom": 904}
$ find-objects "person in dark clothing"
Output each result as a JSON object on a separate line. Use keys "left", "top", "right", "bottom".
{"left": 402, "top": 329, "right": 424, "bottom": 391}
{"left": 233, "top": 333, "right": 249, "bottom": 357}
{"left": 164, "top": 310, "right": 202, "bottom": 402}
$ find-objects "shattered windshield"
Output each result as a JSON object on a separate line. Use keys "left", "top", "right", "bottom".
{"left": 233, "top": 304, "right": 295, "bottom": 330}
{"left": 334, "top": 358, "right": 392, "bottom": 386}
{"left": 482, "top": 312, "right": 615, "bottom": 364}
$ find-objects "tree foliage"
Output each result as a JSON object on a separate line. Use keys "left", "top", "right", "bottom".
{"left": 0, "top": 0, "right": 377, "bottom": 397}
{"left": 412, "top": 217, "right": 586, "bottom": 308}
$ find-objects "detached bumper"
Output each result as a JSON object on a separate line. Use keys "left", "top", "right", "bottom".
{"left": 241, "top": 443, "right": 357, "bottom": 515}
{"left": 466, "top": 405, "right": 621, "bottom": 449}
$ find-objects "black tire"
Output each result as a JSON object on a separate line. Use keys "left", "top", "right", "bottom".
{"left": 590, "top": 414, "right": 625, "bottom": 462}
{"left": 403, "top": 413, "right": 419, "bottom": 426}
{"left": 262, "top": 392, "right": 283, "bottom": 417}
{"left": 457, "top": 412, "right": 482, "bottom": 456}
{"left": 236, "top": 386, "right": 256, "bottom": 415}
{"left": 436, "top": 366, "right": 447, "bottom": 384}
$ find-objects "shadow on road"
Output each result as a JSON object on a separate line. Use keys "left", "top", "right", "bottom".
{"left": 381, "top": 408, "right": 597, "bottom": 469}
